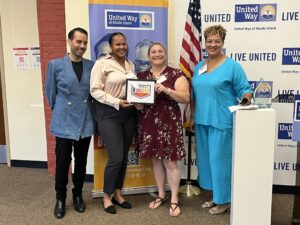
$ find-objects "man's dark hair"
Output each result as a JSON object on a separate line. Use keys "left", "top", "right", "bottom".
{"left": 68, "top": 27, "right": 88, "bottom": 40}
{"left": 108, "top": 32, "right": 126, "bottom": 45}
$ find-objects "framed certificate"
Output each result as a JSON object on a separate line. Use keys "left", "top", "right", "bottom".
{"left": 125, "top": 79, "right": 156, "bottom": 104}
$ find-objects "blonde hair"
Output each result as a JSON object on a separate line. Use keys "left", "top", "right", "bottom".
{"left": 147, "top": 42, "right": 167, "bottom": 56}
{"left": 204, "top": 25, "right": 227, "bottom": 42}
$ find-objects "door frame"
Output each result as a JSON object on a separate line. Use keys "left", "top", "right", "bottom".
{"left": 0, "top": 15, "right": 11, "bottom": 166}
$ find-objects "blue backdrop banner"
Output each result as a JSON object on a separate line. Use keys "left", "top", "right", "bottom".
{"left": 89, "top": 1, "right": 168, "bottom": 74}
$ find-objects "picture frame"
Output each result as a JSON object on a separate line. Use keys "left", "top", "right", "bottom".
{"left": 125, "top": 79, "right": 156, "bottom": 104}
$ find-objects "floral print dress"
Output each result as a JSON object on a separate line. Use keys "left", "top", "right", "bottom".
{"left": 136, "top": 66, "right": 186, "bottom": 160}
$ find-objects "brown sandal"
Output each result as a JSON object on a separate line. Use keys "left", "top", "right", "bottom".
{"left": 149, "top": 197, "right": 166, "bottom": 209}
{"left": 169, "top": 202, "right": 181, "bottom": 217}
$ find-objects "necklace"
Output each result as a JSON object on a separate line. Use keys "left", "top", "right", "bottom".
{"left": 150, "top": 65, "right": 167, "bottom": 79}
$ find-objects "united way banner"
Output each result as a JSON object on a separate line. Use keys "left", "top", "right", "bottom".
{"left": 200, "top": 0, "right": 300, "bottom": 186}
{"left": 89, "top": 0, "right": 168, "bottom": 73}
{"left": 88, "top": 0, "right": 168, "bottom": 195}
{"left": 93, "top": 135, "right": 156, "bottom": 196}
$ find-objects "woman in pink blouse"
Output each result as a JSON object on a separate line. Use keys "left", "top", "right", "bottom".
{"left": 90, "top": 32, "right": 136, "bottom": 214}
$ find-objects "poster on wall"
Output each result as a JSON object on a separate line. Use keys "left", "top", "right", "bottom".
{"left": 13, "top": 47, "right": 30, "bottom": 70}
{"left": 30, "top": 47, "right": 40, "bottom": 69}
{"left": 88, "top": 0, "right": 168, "bottom": 195}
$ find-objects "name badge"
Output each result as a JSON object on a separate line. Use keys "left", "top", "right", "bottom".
{"left": 198, "top": 64, "right": 207, "bottom": 75}
{"left": 156, "top": 75, "right": 167, "bottom": 84}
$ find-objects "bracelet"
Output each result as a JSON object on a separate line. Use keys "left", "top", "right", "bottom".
{"left": 165, "top": 88, "right": 172, "bottom": 95}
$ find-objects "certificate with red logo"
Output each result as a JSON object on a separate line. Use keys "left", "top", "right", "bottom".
{"left": 126, "top": 79, "right": 156, "bottom": 104}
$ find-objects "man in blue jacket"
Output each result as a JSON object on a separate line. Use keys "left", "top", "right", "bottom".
{"left": 45, "top": 27, "right": 94, "bottom": 219}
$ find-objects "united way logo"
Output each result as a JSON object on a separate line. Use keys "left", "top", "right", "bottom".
{"left": 235, "top": 4, "right": 277, "bottom": 22}
{"left": 132, "top": 84, "right": 151, "bottom": 99}
{"left": 105, "top": 10, "right": 154, "bottom": 30}
{"left": 282, "top": 48, "right": 300, "bottom": 65}
{"left": 249, "top": 80, "right": 272, "bottom": 107}
{"left": 260, "top": 5, "right": 276, "bottom": 20}
{"left": 278, "top": 123, "right": 293, "bottom": 139}
{"left": 140, "top": 14, "right": 152, "bottom": 28}
{"left": 249, "top": 80, "right": 273, "bottom": 98}
{"left": 254, "top": 81, "right": 272, "bottom": 98}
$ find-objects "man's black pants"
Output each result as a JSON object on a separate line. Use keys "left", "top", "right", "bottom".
{"left": 55, "top": 136, "right": 91, "bottom": 201}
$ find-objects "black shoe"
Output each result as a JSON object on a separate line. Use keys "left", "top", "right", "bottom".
{"left": 102, "top": 200, "right": 117, "bottom": 214}
{"left": 112, "top": 197, "right": 132, "bottom": 209}
{"left": 54, "top": 200, "right": 65, "bottom": 219}
{"left": 73, "top": 196, "right": 86, "bottom": 213}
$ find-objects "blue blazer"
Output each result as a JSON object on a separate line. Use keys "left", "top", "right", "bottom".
{"left": 45, "top": 55, "right": 94, "bottom": 140}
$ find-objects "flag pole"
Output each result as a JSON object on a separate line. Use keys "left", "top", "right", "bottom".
{"left": 178, "top": 0, "right": 202, "bottom": 197}
{"left": 179, "top": 114, "right": 201, "bottom": 197}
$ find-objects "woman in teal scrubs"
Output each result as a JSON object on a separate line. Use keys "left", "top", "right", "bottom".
{"left": 191, "top": 25, "right": 253, "bottom": 215}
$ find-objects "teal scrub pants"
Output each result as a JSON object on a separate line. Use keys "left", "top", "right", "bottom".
{"left": 195, "top": 124, "right": 232, "bottom": 204}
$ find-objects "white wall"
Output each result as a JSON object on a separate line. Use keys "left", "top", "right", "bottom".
{"left": 172, "top": 0, "right": 189, "bottom": 66}
{"left": 65, "top": 0, "right": 91, "bottom": 60}
{"left": 0, "top": 0, "right": 47, "bottom": 161}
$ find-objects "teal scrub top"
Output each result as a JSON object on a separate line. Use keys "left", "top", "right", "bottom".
{"left": 191, "top": 57, "right": 253, "bottom": 130}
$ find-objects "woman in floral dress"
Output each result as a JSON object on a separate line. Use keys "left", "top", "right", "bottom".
{"left": 135, "top": 42, "right": 189, "bottom": 217}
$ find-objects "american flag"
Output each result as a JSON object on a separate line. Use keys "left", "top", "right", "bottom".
{"left": 179, "top": 0, "right": 202, "bottom": 129}
{"left": 179, "top": 0, "right": 202, "bottom": 79}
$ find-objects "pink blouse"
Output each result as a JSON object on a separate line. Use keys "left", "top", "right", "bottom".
{"left": 90, "top": 54, "right": 136, "bottom": 110}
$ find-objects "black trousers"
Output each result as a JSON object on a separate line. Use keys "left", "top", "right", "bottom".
{"left": 95, "top": 104, "right": 136, "bottom": 195}
{"left": 55, "top": 136, "right": 91, "bottom": 201}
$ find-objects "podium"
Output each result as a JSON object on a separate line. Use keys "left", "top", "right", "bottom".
{"left": 231, "top": 108, "right": 276, "bottom": 225}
